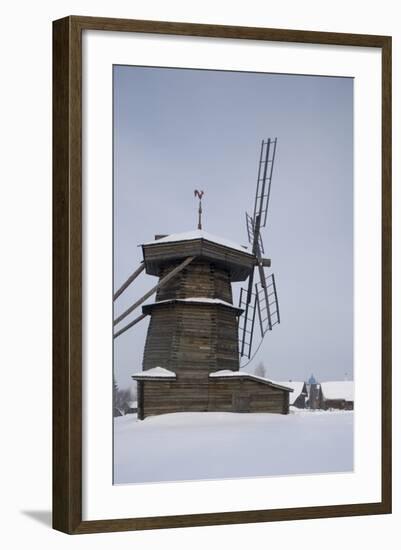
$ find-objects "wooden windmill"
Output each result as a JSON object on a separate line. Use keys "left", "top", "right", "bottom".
{"left": 113, "top": 138, "right": 291, "bottom": 419}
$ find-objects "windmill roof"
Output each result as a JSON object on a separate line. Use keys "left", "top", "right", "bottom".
{"left": 142, "top": 230, "right": 253, "bottom": 256}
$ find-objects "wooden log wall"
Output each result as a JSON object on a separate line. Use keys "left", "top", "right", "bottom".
{"left": 208, "top": 378, "right": 290, "bottom": 414}
{"left": 156, "top": 259, "right": 232, "bottom": 303}
{"left": 139, "top": 377, "right": 290, "bottom": 418}
{"left": 142, "top": 302, "right": 240, "bottom": 375}
{"left": 322, "top": 399, "right": 354, "bottom": 411}
{"left": 142, "top": 379, "right": 210, "bottom": 416}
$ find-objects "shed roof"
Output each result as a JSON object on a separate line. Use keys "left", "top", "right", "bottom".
{"left": 321, "top": 381, "right": 354, "bottom": 401}
{"left": 210, "top": 370, "right": 293, "bottom": 392}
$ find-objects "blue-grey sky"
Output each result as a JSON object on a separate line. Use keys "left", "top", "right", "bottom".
{"left": 113, "top": 65, "right": 353, "bottom": 389}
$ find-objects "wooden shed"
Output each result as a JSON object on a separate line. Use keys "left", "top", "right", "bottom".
{"left": 133, "top": 368, "right": 292, "bottom": 419}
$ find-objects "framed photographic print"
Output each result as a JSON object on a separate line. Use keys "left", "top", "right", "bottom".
{"left": 53, "top": 16, "right": 392, "bottom": 534}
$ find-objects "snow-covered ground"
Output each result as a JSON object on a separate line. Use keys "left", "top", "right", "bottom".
{"left": 114, "top": 410, "right": 353, "bottom": 484}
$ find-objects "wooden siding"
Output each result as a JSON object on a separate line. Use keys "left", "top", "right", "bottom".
{"left": 142, "top": 302, "right": 240, "bottom": 375}
{"left": 156, "top": 259, "right": 233, "bottom": 303}
{"left": 138, "top": 377, "right": 290, "bottom": 418}
{"left": 322, "top": 399, "right": 354, "bottom": 411}
{"left": 142, "top": 380, "right": 210, "bottom": 416}
{"left": 208, "top": 378, "right": 290, "bottom": 414}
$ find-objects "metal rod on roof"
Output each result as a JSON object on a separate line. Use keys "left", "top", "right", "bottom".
{"left": 113, "top": 256, "right": 195, "bottom": 326}
{"left": 194, "top": 190, "right": 204, "bottom": 230}
{"left": 113, "top": 262, "right": 145, "bottom": 301}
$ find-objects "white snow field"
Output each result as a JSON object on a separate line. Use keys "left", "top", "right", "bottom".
{"left": 114, "top": 410, "right": 353, "bottom": 484}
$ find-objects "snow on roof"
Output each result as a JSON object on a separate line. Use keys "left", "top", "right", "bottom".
{"left": 210, "top": 370, "right": 293, "bottom": 392}
{"left": 142, "top": 230, "right": 253, "bottom": 255}
{"left": 146, "top": 297, "right": 242, "bottom": 311}
{"left": 321, "top": 381, "right": 354, "bottom": 401}
{"left": 275, "top": 381, "right": 306, "bottom": 405}
{"left": 131, "top": 366, "right": 176, "bottom": 379}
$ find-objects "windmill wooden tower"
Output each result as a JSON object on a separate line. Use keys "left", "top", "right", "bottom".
{"left": 114, "top": 138, "right": 292, "bottom": 419}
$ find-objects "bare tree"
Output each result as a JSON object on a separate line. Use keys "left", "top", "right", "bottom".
{"left": 115, "top": 388, "right": 131, "bottom": 415}
{"left": 254, "top": 361, "right": 267, "bottom": 378}
{"left": 129, "top": 381, "right": 138, "bottom": 404}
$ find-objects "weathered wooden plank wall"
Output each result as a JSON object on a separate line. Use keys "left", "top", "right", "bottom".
{"left": 139, "top": 377, "right": 290, "bottom": 418}
{"left": 142, "top": 302, "right": 240, "bottom": 374}
{"left": 156, "top": 259, "right": 232, "bottom": 302}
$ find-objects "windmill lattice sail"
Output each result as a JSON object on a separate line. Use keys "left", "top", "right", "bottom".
{"left": 238, "top": 287, "right": 259, "bottom": 359}
{"left": 253, "top": 137, "right": 277, "bottom": 229}
{"left": 256, "top": 273, "right": 280, "bottom": 335}
{"left": 246, "top": 212, "right": 264, "bottom": 255}
{"left": 238, "top": 137, "right": 280, "bottom": 361}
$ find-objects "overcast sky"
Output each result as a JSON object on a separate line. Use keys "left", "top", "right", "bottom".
{"left": 113, "top": 65, "right": 353, "bottom": 389}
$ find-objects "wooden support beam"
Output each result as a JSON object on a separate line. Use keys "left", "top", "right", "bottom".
{"left": 113, "top": 262, "right": 145, "bottom": 301}
{"left": 113, "top": 313, "right": 147, "bottom": 339}
{"left": 113, "top": 256, "right": 195, "bottom": 326}
{"left": 258, "top": 257, "right": 271, "bottom": 267}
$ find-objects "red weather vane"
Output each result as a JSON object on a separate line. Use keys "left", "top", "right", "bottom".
{"left": 194, "top": 190, "right": 205, "bottom": 230}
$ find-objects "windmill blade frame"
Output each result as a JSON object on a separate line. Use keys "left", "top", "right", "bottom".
{"left": 238, "top": 138, "right": 280, "bottom": 363}
{"left": 246, "top": 212, "right": 265, "bottom": 255}
{"left": 252, "top": 137, "right": 277, "bottom": 230}
{"left": 238, "top": 272, "right": 281, "bottom": 361}
{"left": 238, "top": 286, "right": 259, "bottom": 359}
{"left": 256, "top": 273, "right": 281, "bottom": 334}
{"left": 256, "top": 264, "right": 272, "bottom": 329}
